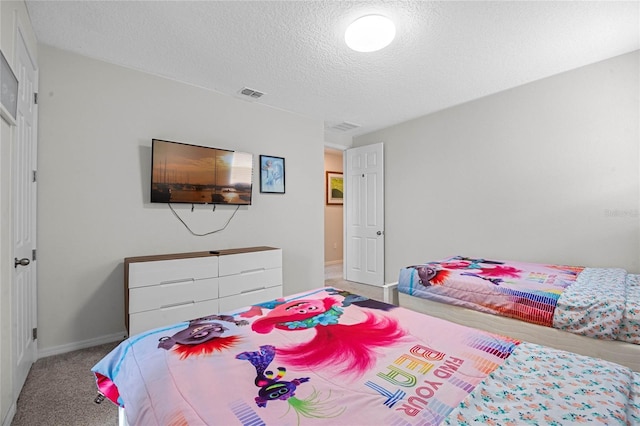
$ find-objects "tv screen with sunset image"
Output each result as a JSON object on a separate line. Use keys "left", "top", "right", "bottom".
{"left": 151, "top": 139, "right": 253, "bottom": 205}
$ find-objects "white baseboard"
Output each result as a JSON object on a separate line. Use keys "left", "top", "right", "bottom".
{"left": 37, "top": 331, "right": 126, "bottom": 359}
{"left": 324, "top": 260, "right": 343, "bottom": 266}
{"left": 1, "top": 401, "right": 16, "bottom": 426}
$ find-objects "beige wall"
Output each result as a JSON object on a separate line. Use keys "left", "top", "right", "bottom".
{"left": 355, "top": 51, "right": 640, "bottom": 282}
{"left": 36, "top": 45, "right": 326, "bottom": 356}
{"left": 324, "top": 149, "right": 343, "bottom": 264}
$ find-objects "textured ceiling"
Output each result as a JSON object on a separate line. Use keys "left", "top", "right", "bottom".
{"left": 25, "top": 1, "right": 640, "bottom": 144}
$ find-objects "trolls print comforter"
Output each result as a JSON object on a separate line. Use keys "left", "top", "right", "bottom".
{"left": 398, "top": 256, "right": 640, "bottom": 343}
{"left": 92, "top": 287, "right": 640, "bottom": 425}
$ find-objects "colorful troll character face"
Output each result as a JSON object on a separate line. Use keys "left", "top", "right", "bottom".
{"left": 157, "top": 314, "right": 247, "bottom": 358}
{"left": 283, "top": 300, "right": 325, "bottom": 316}
{"left": 257, "top": 380, "right": 305, "bottom": 405}
{"left": 236, "top": 345, "right": 310, "bottom": 408}
{"left": 158, "top": 321, "right": 228, "bottom": 349}
{"left": 249, "top": 297, "right": 405, "bottom": 376}
{"left": 407, "top": 265, "right": 450, "bottom": 286}
{"left": 412, "top": 265, "right": 437, "bottom": 283}
{"left": 236, "top": 345, "right": 345, "bottom": 421}
{"left": 251, "top": 298, "right": 339, "bottom": 334}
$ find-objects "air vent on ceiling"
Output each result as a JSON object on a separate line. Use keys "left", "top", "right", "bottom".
{"left": 239, "top": 87, "right": 265, "bottom": 99}
{"left": 328, "top": 121, "right": 360, "bottom": 132}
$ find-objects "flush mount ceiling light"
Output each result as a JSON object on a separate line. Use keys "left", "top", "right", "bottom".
{"left": 345, "top": 14, "right": 396, "bottom": 52}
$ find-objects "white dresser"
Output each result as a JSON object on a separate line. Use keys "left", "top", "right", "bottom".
{"left": 124, "top": 246, "right": 282, "bottom": 336}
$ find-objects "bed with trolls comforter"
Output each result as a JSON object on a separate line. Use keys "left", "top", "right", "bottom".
{"left": 93, "top": 287, "right": 640, "bottom": 425}
{"left": 398, "top": 256, "right": 640, "bottom": 344}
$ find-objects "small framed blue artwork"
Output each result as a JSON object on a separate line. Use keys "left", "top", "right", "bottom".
{"left": 259, "top": 155, "right": 285, "bottom": 194}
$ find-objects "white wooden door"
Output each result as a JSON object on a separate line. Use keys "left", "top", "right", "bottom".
{"left": 12, "top": 29, "right": 38, "bottom": 399}
{"left": 344, "top": 143, "right": 384, "bottom": 286}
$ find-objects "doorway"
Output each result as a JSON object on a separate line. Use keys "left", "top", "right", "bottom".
{"left": 323, "top": 147, "right": 344, "bottom": 277}
{"left": 324, "top": 143, "right": 385, "bottom": 288}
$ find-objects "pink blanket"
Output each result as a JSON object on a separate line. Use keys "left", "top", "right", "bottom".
{"left": 398, "top": 256, "right": 583, "bottom": 326}
{"left": 93, "top": 287, "right": 519, "bottom": 425}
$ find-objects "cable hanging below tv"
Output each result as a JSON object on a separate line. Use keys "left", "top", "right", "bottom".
{"left": 150, "top": 138, "right": 253, "bottom": 205}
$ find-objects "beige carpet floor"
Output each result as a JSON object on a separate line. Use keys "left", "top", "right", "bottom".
{"left": 11, "top": 341, "right": 121, "bottom": 426}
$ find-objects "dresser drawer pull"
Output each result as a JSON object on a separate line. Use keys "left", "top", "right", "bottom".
{"left": 240, "top": 268, "right": 266, "bottom": 275}
{"left": 240, "top": 287, "right": 266, "bottom": 295}
{"left": 160, "top": 301, "right": 195, "bottom": 310}
{"left": 159, "top": 278, "right": 195, "bottom": 286}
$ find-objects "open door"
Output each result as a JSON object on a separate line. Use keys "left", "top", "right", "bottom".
{"left": 344, "top": 143, "right": 384, "bottom": 286}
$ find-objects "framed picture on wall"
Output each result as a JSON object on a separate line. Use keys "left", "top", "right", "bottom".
{"left": 259, "top": 155, "right": 285, "bottom": 193}
{"left": 0, "top": 49, "right": 18, "bottom": 125}
{"left": 326, "top": 171, "right": 343, "bottom": 205}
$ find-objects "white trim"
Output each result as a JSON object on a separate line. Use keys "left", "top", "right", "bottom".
{"left": 1, "top": 401, "right": 16, "bottom": 426}
{"left": 324, "top": 260, "right": 342, "bottom": 266}
{"left": 382, "top": 282, "right": 398, "bottom": 304}
{"left": 37, "top": 331, "right": 125, "bottom": 359}
{"left": 324, "top": 142, "right": 348, "bottom": 151}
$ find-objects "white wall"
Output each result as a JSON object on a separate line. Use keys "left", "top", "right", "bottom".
{"left": 36, "top": 45, "right": 325, "bottom": 354}
{"left": 354, "top": 51, "right": 640, "bottom": 282}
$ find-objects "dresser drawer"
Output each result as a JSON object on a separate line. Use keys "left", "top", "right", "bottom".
{"left": 218, "top": 268, "right": 282, "bottom": 298}
{"left": 218, "top": 249, "right": 282, "bottom": 277}
{"left": 129, "top": 277, "right": 219, "bottom": 314}
{"left": 218, "top": 285, "right": 283, "bottom": 314}
{"left": 129, "top": 298, "right": 220, "bottom": 336}
{"left": 129, "top": 257, "right": 218, "bottom": 289}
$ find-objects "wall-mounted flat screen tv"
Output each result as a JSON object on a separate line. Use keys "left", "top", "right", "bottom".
{"left": 151, "top": 139, "right": 253, "bottom": 205}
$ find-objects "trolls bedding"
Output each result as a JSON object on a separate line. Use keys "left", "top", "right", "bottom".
{"left": 92, "top": 287, "right": 640, "bottom": 425}
{"left": 398, "top": 256, "right": 640, "bottom": 344}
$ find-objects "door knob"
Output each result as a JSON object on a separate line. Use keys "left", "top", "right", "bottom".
{"left": 377, "top": 231, "right": 383, "bottom": 236}
{"left": 14, "top": 257, "right": 30, "bottom": 268}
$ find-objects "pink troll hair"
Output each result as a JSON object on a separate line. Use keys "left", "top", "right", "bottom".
{"left": 439, "top": 261, "right": 471, "bottom": 269}
{"left": 430, "top": 269, "right": 450, "bottom": 285}
{"left": 478, "top": 265, "right": 522, "bottom": 279}
{"left": 276, "top": 312, "right": 405, "bottom": 376}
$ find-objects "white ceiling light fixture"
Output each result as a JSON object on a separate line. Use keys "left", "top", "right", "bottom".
{"left": 345, "top": 14, "right": 396, "bottom": 52}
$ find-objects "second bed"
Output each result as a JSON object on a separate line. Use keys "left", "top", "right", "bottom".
{"left": 396, "top": 255, "right": 640, "bottom": 371}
